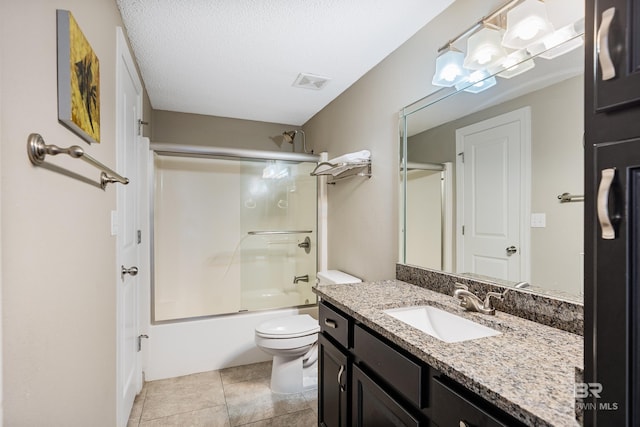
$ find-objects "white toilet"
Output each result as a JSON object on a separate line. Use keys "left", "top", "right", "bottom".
{"left": 254, "top": 270, "right": 362, "bottom": 394}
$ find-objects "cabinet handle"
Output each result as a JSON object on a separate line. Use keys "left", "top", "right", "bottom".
{"left": 597, "top": 168, "right": 616, "bottom": 240}
{"left": 337, "top": 365, "right": 345, "bottom": 392}
{"left": 597, "top": 7, "right": 616, "bottom": 81}
{"left": 324, "top": 318, "right": 338, "bottom": 328}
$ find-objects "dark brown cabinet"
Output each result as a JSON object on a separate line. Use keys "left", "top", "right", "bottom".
{"left": 318, "top": 301, "right": 525, "bottom": 427}
{"left": 586, "top": 0, "right": 640, "bottom": 142}
{"left": 585, "top": 0, "right": 640, "bottom": 425}
{"left": 318, "top": 333, "right": 350, "bottom": 427}
{"left": 351, "top": 365, "right": 422, "bottom": 427}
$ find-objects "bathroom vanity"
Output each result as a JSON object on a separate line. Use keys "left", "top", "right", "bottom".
{"left": 314, "top": 280, "right": 583, "bottom": 427}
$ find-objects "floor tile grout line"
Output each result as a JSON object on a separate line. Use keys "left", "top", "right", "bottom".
{"left": 220, "top": 370, "right": 233, "bottom": 427}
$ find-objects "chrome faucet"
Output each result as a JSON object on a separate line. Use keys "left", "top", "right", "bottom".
{"left": 453, "top": 282, "right": 530, "bottom": 315}
{"left": 293, "top": 274, "right": 309, "bottom": 284}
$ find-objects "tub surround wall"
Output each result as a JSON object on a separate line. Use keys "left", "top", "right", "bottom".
{"left": 396, "top": 264, "right": 584, "bottom": 335}
{"left": 314, "top": 280, "right": 583, "bottom": 426}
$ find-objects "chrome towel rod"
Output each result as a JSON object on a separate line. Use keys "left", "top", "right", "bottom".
{"left": 247, "top": 230, "right": 313, "bottom": 235}
{"left": 27, "top": 133, "right": 129, "bottom": 189}
{"left": 557, "top": 192, "right": 584, "bottom": 203}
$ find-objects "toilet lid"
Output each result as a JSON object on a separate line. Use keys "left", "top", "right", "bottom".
{"left": 255, "top": 314, "right": 320, "bottom": 339}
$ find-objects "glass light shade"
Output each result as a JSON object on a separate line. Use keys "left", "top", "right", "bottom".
{"left": 544, "top": 0, "right": 584, "bottom": 29}
{"left": 490, "top": 50, "right": 536, "bottom": 78}
{"left": 539, "top": 32, "right": 583, "bottom": 59}
{"left": 502, "top": 0, "right": 554, "bottom": 49}
{"left": 432, "top": 47, "right": 467, "bottom": 87}
{"left": 455, "top": 70, "right": 497, "bottom": 94}
{"left": 463, "top": 27, "right": 508, "bottom": 70}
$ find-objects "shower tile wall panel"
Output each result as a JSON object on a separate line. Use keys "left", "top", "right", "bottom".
{"left": 154, "top": 156, "right": 242, "bottom": 320}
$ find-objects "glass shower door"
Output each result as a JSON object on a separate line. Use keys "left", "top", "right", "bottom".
{"left": 239, "top": 160, "right": 317, "bottom": 311}
{"left": 153, "top": 154, "right": 317, "bottom": 322}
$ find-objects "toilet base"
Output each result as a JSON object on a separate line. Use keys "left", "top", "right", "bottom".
{"left": 270, "top": 355, "right": 318, "bottom": 394}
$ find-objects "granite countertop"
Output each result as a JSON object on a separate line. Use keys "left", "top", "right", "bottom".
{"left": 314, "top": 279, "right": 583, "bottom": 427}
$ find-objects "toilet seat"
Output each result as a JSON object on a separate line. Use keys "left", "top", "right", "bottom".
{"left": 255, "top": 314, "right": 320, "bottom": 339}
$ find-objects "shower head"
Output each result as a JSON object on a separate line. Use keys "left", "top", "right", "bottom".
{"left": 281, "top": 130, "right": 311, "bottom": 154}
{"left": 282, "top": 130, "right": 297, "bottom": 144}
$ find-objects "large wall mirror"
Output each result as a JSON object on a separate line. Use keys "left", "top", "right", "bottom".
{"left": 400, "top": 9, "right": 584, "bottom": 301}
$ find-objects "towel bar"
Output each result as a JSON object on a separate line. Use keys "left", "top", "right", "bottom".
{"left": 27, "top": 133, "right": 129, "bottom": 189}
{"left": 557, "top": 192, "right": 584, "bottom": 203}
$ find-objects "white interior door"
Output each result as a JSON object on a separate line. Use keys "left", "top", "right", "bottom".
{"left": 455, "top": 108, "right": 531, "bottom": 282}
{"left": 116, "top": 28, "right": 143, "bottom": 426}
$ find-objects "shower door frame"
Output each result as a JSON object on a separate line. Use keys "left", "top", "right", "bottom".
{"left": 148, "top": 143, "right": 321, "bottom": 325}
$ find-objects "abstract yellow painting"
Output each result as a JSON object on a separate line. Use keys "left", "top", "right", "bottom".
{"left": 57, "top": 10, "right": 100, "bottom": 144}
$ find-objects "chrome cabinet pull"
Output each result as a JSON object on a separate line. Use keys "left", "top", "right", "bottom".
{"left": 337, "top": 365, "right": 345, "bottom": 392}
{"left": 506, "top": 245, "right": 517, "bottom": 255}
{"left": 597, "top": 168, "right": 616, "bottom": 239}
{"left": 324, "top": 318, "right": 338, "bottom": 328}
{"left": 597, "top": 7, "right": 616, "bottom": 81}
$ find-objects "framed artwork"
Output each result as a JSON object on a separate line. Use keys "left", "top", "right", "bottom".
{"left": 57, "top": 9, "right": 100, "bottom": 144}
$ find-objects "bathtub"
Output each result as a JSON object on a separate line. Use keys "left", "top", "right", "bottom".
{"left": 144, "top": 304, "right": 318, "bottom": 380}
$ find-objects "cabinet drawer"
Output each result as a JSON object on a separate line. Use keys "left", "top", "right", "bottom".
{"left": 431, "top": 377, "right": 525, "bottom": 427}
{"left": 353, "top": 324, "right": 425, "bottom": 408}
{"left": 319, "top": 302, "right": 351, "bottom": 348}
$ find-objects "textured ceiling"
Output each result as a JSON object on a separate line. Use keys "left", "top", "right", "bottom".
{"left": 116, "top": 0, "right": 454, "bottom": 125}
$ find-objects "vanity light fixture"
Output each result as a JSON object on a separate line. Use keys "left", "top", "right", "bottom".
{"left": 491, "top": 50, "right": 536, "bottom": 79}
{"left": 455, "top": 70, "right": 497, "bottom": 94}
{"left": 502, "top": 0, "right": 554, "bottom": 49}
{"left": 432, "top": 46, "right": 467, "bottom": 87}
{"left": 463, "top": 26, "right": 508, "bottom": 70}
{"left": 431, "top": 0, "right": 583, "bottom": 93}
{"left": 536, "top": 0, "right": 585, "bottom": 59}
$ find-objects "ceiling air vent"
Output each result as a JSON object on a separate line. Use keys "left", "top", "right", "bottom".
{"left": 292, "top": 73, "right": 331, "bottom": 90}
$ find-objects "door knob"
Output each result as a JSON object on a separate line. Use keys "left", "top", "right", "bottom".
{"left": 506, "top": 246, "right": 518, "bottom": 255}
{"left": 121, "top": 265, "right": 139, "bottom": 281}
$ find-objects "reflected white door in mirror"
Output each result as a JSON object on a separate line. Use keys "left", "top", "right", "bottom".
{"left": 455, "top": 108, "right": 531, "bottom": 282}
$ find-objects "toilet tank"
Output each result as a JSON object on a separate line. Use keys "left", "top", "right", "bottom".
{"left": 316, "top": 270, "right": 362, "bottom": 285}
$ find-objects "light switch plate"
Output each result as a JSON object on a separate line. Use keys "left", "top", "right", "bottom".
{"left": 531, "top": 213, "right": 546, "bottom": 228}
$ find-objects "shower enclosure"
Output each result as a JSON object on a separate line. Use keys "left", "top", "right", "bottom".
{"left": 151, "top": 144, "right": 319, "bottom": 323}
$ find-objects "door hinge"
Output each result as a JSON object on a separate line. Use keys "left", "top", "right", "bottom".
{"left": 458, "top": 152, "right": 465, "bottom": 163}
{"left": 462, "top": 225, "right": 465, "bottom": 235}
{"left": 137, "top": 230, "right": 142, "bottom": 244}
{"left": 138, "top": 334, "right": 149, "bottom": 352}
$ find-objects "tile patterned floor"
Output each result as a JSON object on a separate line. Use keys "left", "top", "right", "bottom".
{"left": 127, "top": 361, "right": 318, "bottom": 427}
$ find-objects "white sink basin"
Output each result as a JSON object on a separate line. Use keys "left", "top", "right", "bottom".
{"left": 383, "top": 305, "right": 501, "bottom": 343}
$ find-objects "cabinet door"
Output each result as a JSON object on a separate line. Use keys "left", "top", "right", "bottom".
{"left": 351, "top": 365, "right": 423, "bottom": 427}
{"left": 590, "top": 0, "right": 640, "bottom": 111}
{"left": 585, "top": 137, "right": 640, "bottom": 426}
{"left": 318, "top": 333, "right": 349, "bottom": 427}
{"left": 586, "top": 0, "right": 640, "bottom": 142}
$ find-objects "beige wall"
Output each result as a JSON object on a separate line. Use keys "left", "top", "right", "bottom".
{"left": 302, "top": 0, "right": 505, "bottom": 281}
{"left": 152, "top": 110, "right": 302, "bottom": 152}
{"left": 1, "top": 1, "right": 147, "bottom": 425}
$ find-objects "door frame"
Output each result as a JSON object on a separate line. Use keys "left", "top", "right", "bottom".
{"left": 115, "top": 27, "right": 144, "bottom": 426}
{"left": 455, "top": 107, "right": 532, "bottom": 281}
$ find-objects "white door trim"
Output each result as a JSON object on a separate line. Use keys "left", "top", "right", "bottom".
{"left": 455, "top": 107, "right": 531, "bottom": 281}
{"left": 442, "top": 162, "right": 453, "bottom": 272}
{"left": 116, "top": 27, "right": 144, "bottom": 426}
